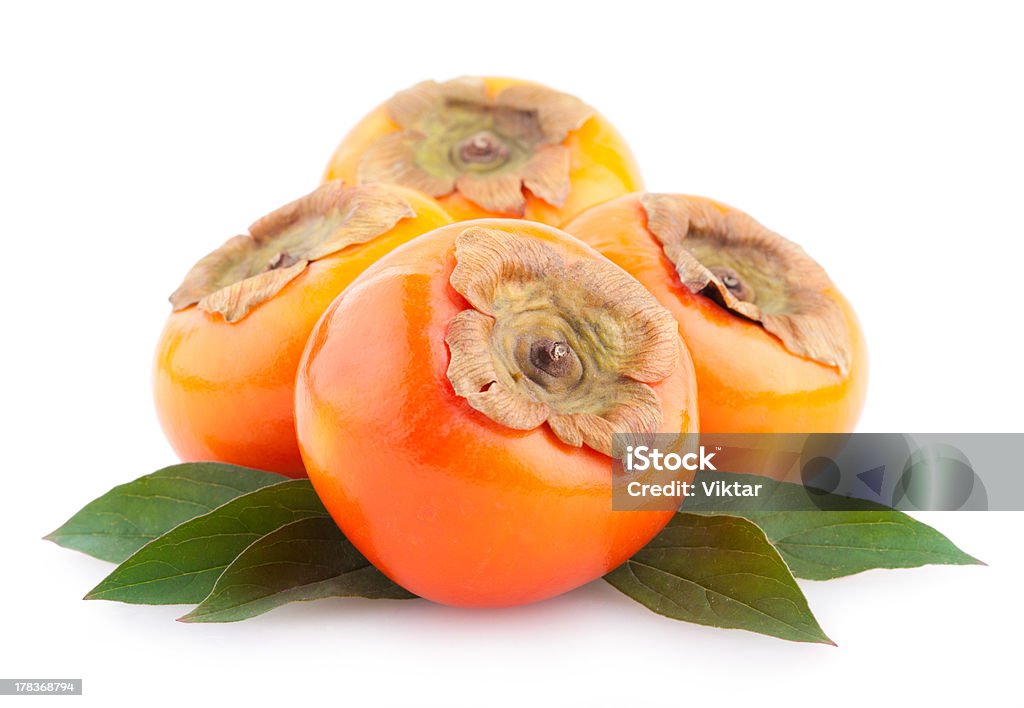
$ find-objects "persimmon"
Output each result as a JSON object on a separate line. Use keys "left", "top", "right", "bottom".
{"left": 153, "top": 182, "right": 452, "bottom": 477}
{"left": 323, "top": 76, "right": 643, "bottom": 226}
{"left": 295, "top": 220, "right": 699, "bottom": 606}
{"left": 564, "top": 193, "right": 867, "bottom": 433}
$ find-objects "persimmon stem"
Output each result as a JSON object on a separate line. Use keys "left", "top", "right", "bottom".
{"left": 709, "top": 265, "right": 755, "bottom": 303}
{"left": 267, "top": 252, "right": 298, "bottom": 271}
{"left": 530, "top": 338, "right": 574, "bottom": 378}
{"left": 457, "top": 131, "right": 508, "bottom": 164}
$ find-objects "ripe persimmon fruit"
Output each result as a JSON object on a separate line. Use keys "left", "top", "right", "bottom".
{"left": 295, "top": 220, "right": 699, "bottom": 606}
{"left": 153, "top": 182, "right": 452, "bottom": 477}
{"left": 564, "top": 193, "right": 867, "bottom": 433}
{"left": 323, "top": 76, "right": 643, "bottom": 226}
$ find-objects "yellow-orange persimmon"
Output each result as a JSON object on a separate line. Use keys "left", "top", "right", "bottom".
{"left": 295, "top": 219, "right": 698, "bottom": 606}
{"left": 323, "top": 76, "right": 643, "bottom": 226}
{"left": 153, "top": 182, "right": 452, "bottom": 477}
{"left": 565, "top": 193, "right": 867, "bottom": 433}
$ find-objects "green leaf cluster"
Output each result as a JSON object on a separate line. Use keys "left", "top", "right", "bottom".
{"left": 47, "top": 463, "right": 981, "bottom": 640}
{"left": 47, "top": 464, "right": 410, "bottom": 622}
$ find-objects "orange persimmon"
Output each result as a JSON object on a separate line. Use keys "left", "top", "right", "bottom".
{"left": 564, "top": 193, "right": 867, "bottom": 433}
{"left": 153, "top": 182, "right": 452, "bottom": 477}
{"left": 323, "top": 76, "right": 643, "bottom": 226}
{"left": 295, "top": 219, "right": 699, "bottom": 606}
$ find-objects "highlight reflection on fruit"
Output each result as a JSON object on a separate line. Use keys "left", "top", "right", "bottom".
{"left": 564, "top": 193, "right": 867, "bottom": 433}
{"left": 323, "top": 76, "right": 643, "bottom": 226}
{"left": 295, "top": 219, "right": 699, "bottom": 606}
{"left": 153, "top": 182, "right": 452, "bottom": 477}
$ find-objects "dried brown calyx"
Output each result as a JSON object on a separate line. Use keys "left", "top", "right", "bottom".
{"left": 169, "top": 182, "right": 414, "bottom": 322}
{"left": 358, "top": 77, "right": 594, "bottom": 215}
{"left": 641, "top": 194, "right": 852, "bottom": 374}
{"left": 445, "top": 226, "right": 680, "bottom": 456}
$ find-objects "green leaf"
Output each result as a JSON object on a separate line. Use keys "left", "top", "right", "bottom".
{"left": 180, "top": 517, "right": 414, "bottom": 623}
{"left": 86, "top": 480, "right": 326, "bottom": 604}
{"left": 683, "top": 471, "right": 983, "bottom": 580}
{"left": 740, "top": 511, "right": 983, "bottom": 580}
{"left": 605, "top": 513, "right": 834, "bottom": 645}
{"left": 46, "top": 463, "right": 287, "bottom": 562}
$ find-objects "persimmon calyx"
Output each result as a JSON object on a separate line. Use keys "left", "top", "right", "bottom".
{"left": 169, "top": 182, "right": 414, "bottom": 323}
{"left": 444, "top": 226, "right": 680, "bottom": 456}
{"left": 642, "top": 193, "right": 852, "bottom": 375}
{"left": 358, "top": 77, "right": 593, "bottom": 215}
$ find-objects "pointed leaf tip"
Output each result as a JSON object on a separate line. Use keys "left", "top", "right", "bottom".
{"left": 606, "top": 513, "right": 834, "bottom": 645}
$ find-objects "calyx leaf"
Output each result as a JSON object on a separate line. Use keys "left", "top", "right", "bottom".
{"left": 358, "top": 77, "right": 593, "bottom": 214}
{"left": 642, "top": 193, "right": 852, "bottom": 374}
{"left": 170, "top": 182, "right": 415, "bottom": 322}
{"left": 445, "top": 226, "right": 680, "bottom": 456}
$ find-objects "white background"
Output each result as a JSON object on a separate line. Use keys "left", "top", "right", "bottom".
{"left": 1, "top": 1, "right": 1021, "bottom": 706}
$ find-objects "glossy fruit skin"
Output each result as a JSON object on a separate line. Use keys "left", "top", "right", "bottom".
{"left": 564, "top": 194, "right": 867, "bottom": 434}
{"left": 295, "top": 219, "right": 698, "bottom": 606}
{"left": 153, "top": 187, "right": 452, "bottom": 477}
{"left": 323, "top": 77, "right": 644, "bottom": 226}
